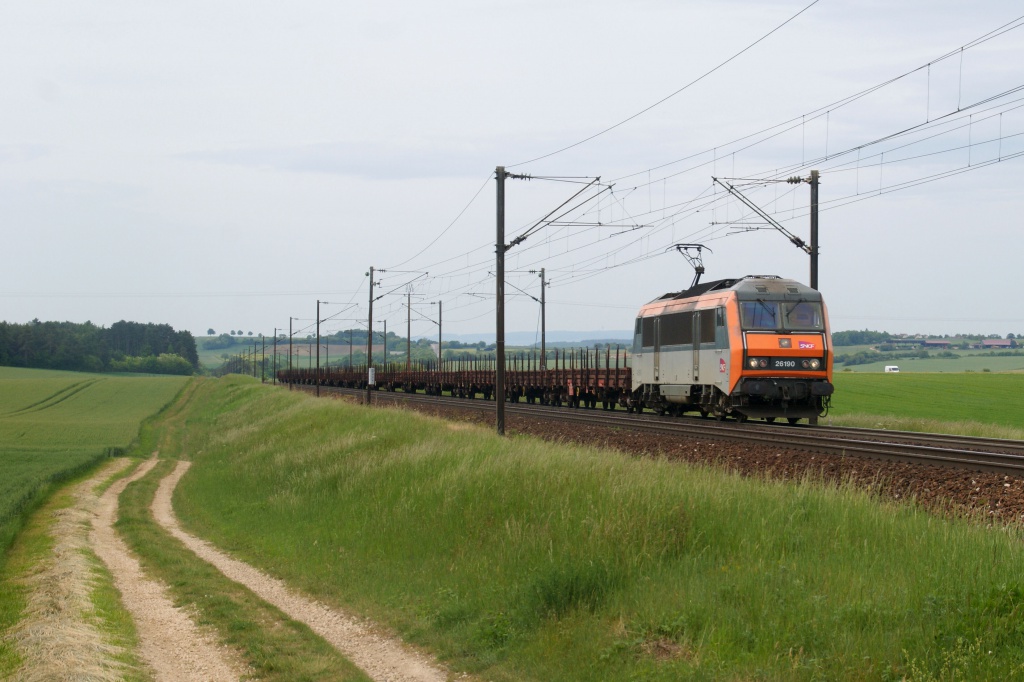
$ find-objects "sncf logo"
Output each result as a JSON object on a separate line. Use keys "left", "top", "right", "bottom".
{"left": 799, "top": 341, "right": 816, "bottom": 349}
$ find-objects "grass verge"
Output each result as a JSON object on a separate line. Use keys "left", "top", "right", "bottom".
{"left": 152, "top": 376, "right": 1024, "bottom": 681}
{"left": 826, "top": 412, "right": 1024, "bottom": 439}
{"left": 117, "top": 454, "right": 371, "bottom": 681}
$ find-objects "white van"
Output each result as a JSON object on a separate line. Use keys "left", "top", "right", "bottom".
{"left": 884, "top": 365, "right": 900, "bottom": 373}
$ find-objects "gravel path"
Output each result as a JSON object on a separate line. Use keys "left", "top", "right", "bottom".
{"left": 90, "top": 457, "right": 246, "bottom": 682}
{"left": 153, "top": 460, "right": 452, "bottom": 682}
{"left": 8, "top": 459, "right": 133, "bottom": 682}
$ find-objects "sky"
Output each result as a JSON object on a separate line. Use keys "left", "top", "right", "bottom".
{"left": 2, "top": 1, "right": 1023, "bottom": 343}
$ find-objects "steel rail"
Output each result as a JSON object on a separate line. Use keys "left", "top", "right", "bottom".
{"left": 296, "top": 385, "right": 1024, "bottom": 477}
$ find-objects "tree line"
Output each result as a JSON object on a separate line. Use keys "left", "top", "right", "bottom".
{"left": 0, "top": 319, "right": 198, "bottom": 375}
{"left": 833, "top": 330, "right": 1021, "bottom": 347}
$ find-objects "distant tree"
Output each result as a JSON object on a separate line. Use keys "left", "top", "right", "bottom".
{"left": 0, "top": 319, "right": 197, "bottom": 373}
{"left": 201, "top": 334, "right": 237, "bottom": 351}
{"left": 831, "top": 330, "right": 892, "bottom": 346}
{"left": 230, "top": 330, "right": 236, "bottom": 335}
{"left": 248, "top": 331, "right": 253, "bottom": 336}
{"left": 207, "top": 328, "right": 215, "bottom": 335}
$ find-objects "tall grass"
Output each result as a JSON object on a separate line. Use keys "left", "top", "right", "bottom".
{"left": 164, "top": 376, "right": 1024, "bottom": 680}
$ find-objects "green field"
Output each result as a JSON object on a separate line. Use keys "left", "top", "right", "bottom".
{"left": 827, "top": 372, "right": 1024, "bottom": 437}
{"left": 137, "top": 375, "right": 1024, "bottom": 681}
{"left": 0, "top": 367, "right": 188, "bottom": 555}
{"left": 831, "top": 342, "right": 1024, "bottom": 373}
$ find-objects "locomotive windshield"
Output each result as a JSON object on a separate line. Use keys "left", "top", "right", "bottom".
{"left": 740, "top": 300, "right": 824, "bottom": 331}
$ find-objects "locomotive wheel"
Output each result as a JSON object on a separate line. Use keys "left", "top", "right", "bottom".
{"left": 713, "top": 395, "right": 728, "bottom": 421}
{"left": 735, "top": 413, "right": 748, "bottom": 424}
{"left": 699, "top": 409, "right": 709, "bottom": 419}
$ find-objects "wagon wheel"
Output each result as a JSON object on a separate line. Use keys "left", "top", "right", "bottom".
{"left": 787, "top": 417, "right": 800, "bottom": 425}
{"left": 735, "top": 413, "right": 748, "bottom": 424}
{"left": 765, "top": 417, "right": 776, "bottom": 424}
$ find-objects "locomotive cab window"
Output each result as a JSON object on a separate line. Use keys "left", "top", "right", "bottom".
{"left": 699, "top": 309, "right": 716, "bottom": 344}
{"left": 641, "top": 317, "right": 656, "bottom": 348}
{"left": 741, "top": 300, "right": 824, "bottom": 331}
{"left": 740, "top": 300, "right": 780, "bottom": 330}
{"left": 783, "top": 301, "right": 824, "bottom": 331}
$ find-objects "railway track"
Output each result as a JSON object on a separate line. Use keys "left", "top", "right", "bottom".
{"left": 292, "top": 384, "right": 1024, "bottom": 477}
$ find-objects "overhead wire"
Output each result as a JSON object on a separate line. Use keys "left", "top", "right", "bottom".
{"left": 384, "top": 171, "right": 493, "bottom": 270}
{"left": 508, "top": 0, "right": 823, "bottom": 167}
{"left": 333, "top": 13, "right": 1024, "bottom": 335}
{"left": 608, "top": 15, "right": 1024, "bottom": 189}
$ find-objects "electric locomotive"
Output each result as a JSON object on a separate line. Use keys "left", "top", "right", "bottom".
{"left": 629, "top": 275, "right": 833, "bottom": 423}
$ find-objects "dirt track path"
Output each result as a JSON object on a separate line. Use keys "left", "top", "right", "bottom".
{"left": 8, "top": 459, "right": 134, "bottom": 682}
{"left": 8, "top": 457, "right": 246, "bottom": 681}
{"left": 90, "top": 457, "right": 245, "bottom": 681}
{"left": 153, "top": 460, "right": 451, "bottom": 682}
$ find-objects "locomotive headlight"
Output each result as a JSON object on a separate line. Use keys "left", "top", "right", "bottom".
{"left": 801, "top": 359, "right": 810, "bottom": 369}
{"left": 809, "top": 359, "right": 821, "bottom": 370}
{"left": 748, "top": 358, "right": 759, "bottom": 368}
{"left": 758, "top": 359, "right": 768, "bottom": 368}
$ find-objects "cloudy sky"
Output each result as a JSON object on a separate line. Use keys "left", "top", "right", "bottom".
{"left": 2, "top": 1, "right": 1023, "bottom": 343}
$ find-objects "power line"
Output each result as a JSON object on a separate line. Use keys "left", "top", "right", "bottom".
{"left": 384, "top": 171, "right": 492, "bottom": 270}
{"left": 609, "top": 15, "right": 1024, "bottom": 188}
{"left": 321, "top": 15, "right": 1024, "bottom": 333}
{"left": 509, "top": 0, "right": 823, "bottom": 167}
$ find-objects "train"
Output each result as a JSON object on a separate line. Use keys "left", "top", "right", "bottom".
{"left": 277, "top": 275, "right": 833, "bottom": 424}
{"left": 630, "top": 274, "right": 833, "bottom": 423}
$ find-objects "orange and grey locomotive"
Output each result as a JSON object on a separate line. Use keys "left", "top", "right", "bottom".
{"left": 628, "top": 275, "right": 833, "bottom": 423}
